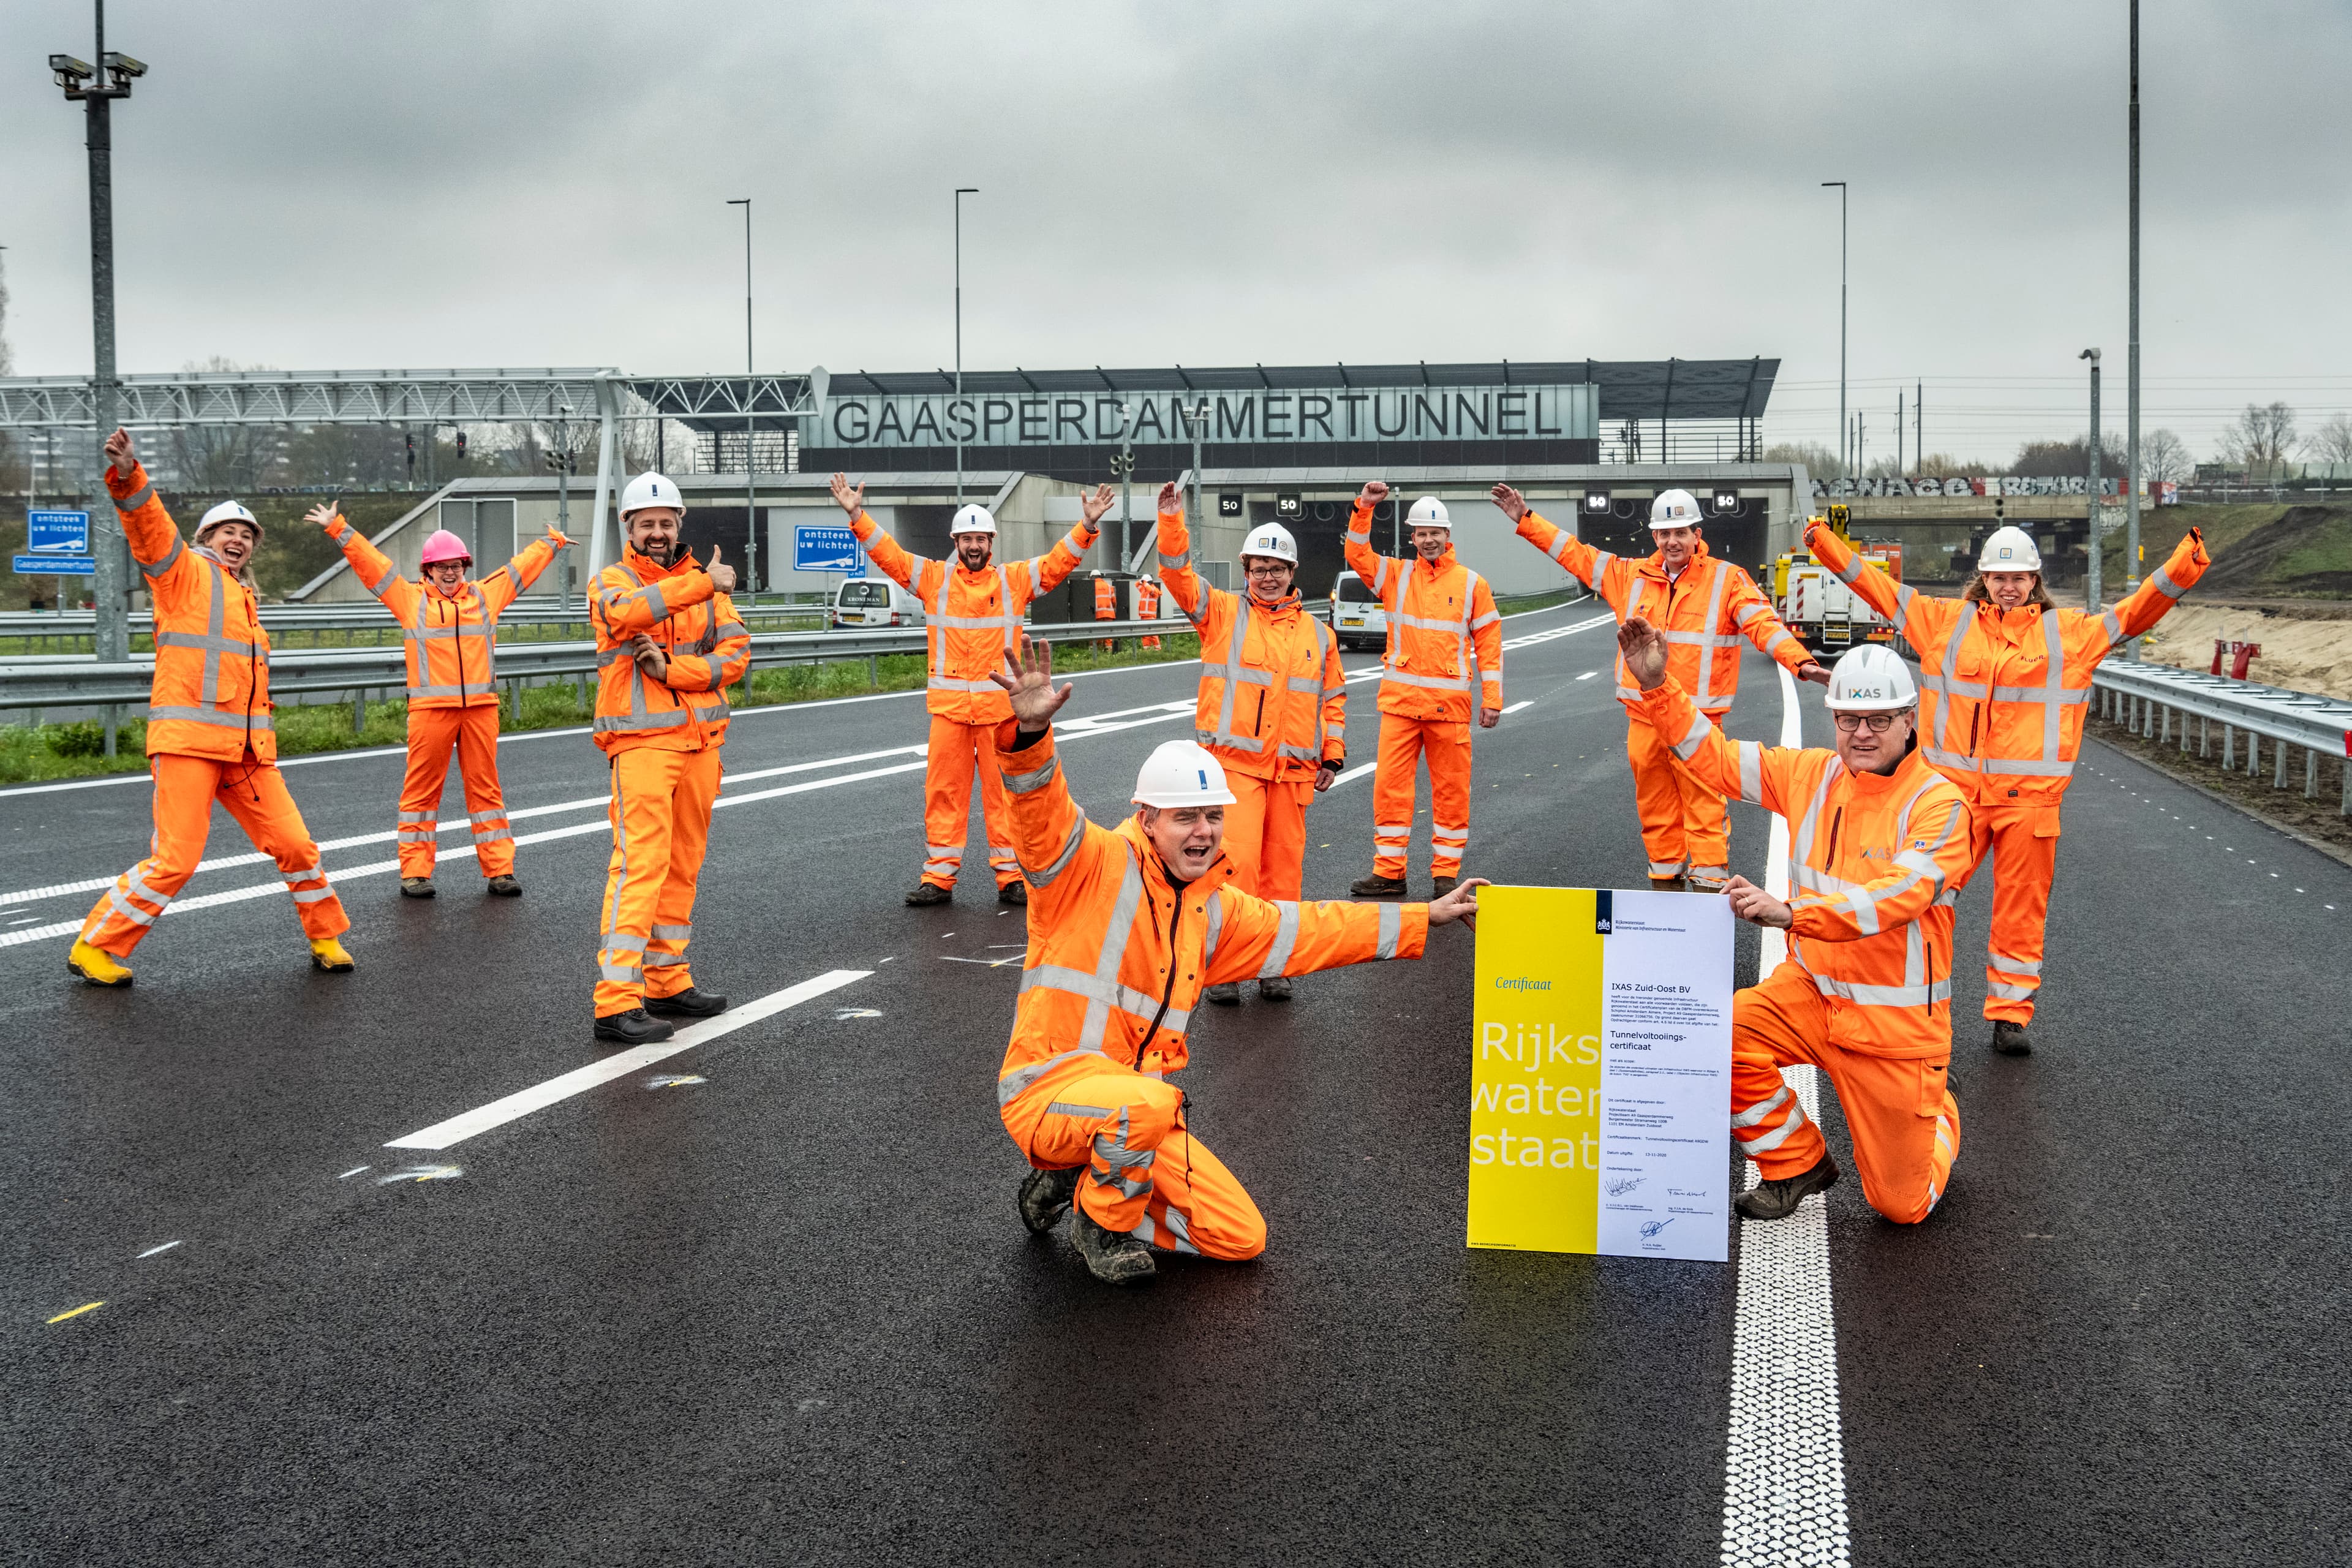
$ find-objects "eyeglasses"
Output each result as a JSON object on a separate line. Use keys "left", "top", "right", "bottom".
{"left": 1243, "top": 562, "right": 1291, "bottom": 577}
{"left": 1831, "top": 710, "right": 1910, "bottom": 734}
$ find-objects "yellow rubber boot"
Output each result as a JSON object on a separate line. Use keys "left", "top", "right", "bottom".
{"left": 309, "top": 937, "right": 356, "bottom": 973}
{"left": 67, "top": 940, "right": 135, "bottom": 987}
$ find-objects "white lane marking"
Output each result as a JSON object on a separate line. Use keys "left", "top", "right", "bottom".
{"left": 385, "top": 968, "right": 870, "bottom": 1151}
{"left": 1499, "top": 701, "right": 1533, "bottom": 716}
{"left": 136, "top": 1240, "right": 183, "bottom": 1258}
{"left": 1577, "top": 671, "right": 1599, "bottom": 681}
{"left": 1720, "top": 661, "right": 1850, "bottom": 1568}
{"left": 337, "top": 1166, "right": 371, "bottom": 1179}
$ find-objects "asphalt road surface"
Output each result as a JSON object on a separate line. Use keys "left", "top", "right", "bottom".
{"left": 2, "top": 599, "right": 2343, "bottom": 1565}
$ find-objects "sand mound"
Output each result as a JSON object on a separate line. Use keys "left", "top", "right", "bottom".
{"left": 2139, "top": 603, "right": 2352, "bottom": 701}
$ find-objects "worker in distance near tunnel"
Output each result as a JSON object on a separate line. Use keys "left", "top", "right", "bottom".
{"left": 989, "top": 635, "right": 1485, "bottom": 1284}
{"left": 1619, "top": 616, "right": 1973, "bottom": 1224}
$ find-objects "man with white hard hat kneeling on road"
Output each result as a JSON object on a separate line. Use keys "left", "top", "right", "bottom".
{"left": 1619, "top": 616, "right": 1975, "bottom": 1224}
{"left": 989, "top": 636, "right": 1486, "bottom": 1283}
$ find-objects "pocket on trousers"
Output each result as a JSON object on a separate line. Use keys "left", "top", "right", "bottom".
{"left": 1917, "top": 1060, "right": 1950, "bottom": 1117}
{"left": 2032, "top": 806, "right": 2061, "bottom": 840}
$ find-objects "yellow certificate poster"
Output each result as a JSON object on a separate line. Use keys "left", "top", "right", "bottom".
{"left": 1468, "top": 886, "right": 1733, "bottom": 1262}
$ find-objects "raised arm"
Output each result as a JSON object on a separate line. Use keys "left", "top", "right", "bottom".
{"left": 312, "top": 502, "right": 420, "bottom": 622}
{"left": 831, "top": 473, "right": 932, "bottom": 597}
{"left": 1343, "top": 481, "right": 1406, "bottom": 608}
{"left": 2082, "top": 526, "right": 2209, "bottom": 658}
{"left": 1028, "top": 483, "right": 1111, "bottom": 596}
{"left": 1626, "top": 618, "right": 1808, "bottom": 816}
{"left": 1491, "top": 483, "right": 1615, "bottom": 598}
{"left": 988, "top": 638, "right": 1110, "bottom": 917}
{"left": 1806, "top": 521, "right": 1959, "bottom": 656}
{"left": 661, "top": 590, "right": 752, "bottom": 693}
{"left": 1152, "top": 479, "right": 1224, "bottom": 624}
{"left": 100, "top": 431, "right": 194, "bottom": 589}
{"left": 480, "top": 526, "right": 570, "bottom": 618}
{"left": 1722, "top": 565, "right": 1821, "bottom": 680}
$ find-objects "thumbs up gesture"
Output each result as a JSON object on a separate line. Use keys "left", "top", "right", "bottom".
{"left": 707, "top": 543, "right": 738, "bottom": 594}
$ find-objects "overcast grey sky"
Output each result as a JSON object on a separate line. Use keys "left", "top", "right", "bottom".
{"left": 3, "top": 0, "right": 2346, "bottom": 465}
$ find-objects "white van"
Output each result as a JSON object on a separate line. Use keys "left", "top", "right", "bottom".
{"left": 1329, "top": 569, "right": 1387, "bottom": 651}
{"left": 829, "top": 577, "right": 924, "bottom": 629}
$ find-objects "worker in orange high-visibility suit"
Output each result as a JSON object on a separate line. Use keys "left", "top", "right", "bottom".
{"left": 1093, "top": 571, "right": 1118, "bottom": 650}
{"left": 1811, "top": 518, "right": 2209, "bottom": 1055}
{"left": 1341, "top": 481, "right": 1504, "bottom": 898}
{"left": 318, "top": 507, "right": 569, "bottom": 897}
{"left": 988, "top": 636, "right": 1485, "bottom": 1283}
{"left": 1152, "top": 480, "right": 1346, "bottom": 1005}
{"left": 69, "top": 429, "right": 354, "bottom": 986}
{"left": 1622, "top": 620, "right": 1977, "bottom": 1224}
{"left": 1495, "top": 484, "right": 1826, "bottom": 891}
{"left": 1134, "top": 574, "right": 1163, "bottom": 651}
{"left": 587, "top": 472, "right": 752, "bottom": 1047}
{"left": 830, "top": 472, "right": 1108, "bottom": 906}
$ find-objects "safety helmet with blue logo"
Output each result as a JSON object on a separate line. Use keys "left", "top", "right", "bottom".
{"left": 1976, "top": 525, "right": 2043, "bottom": 572}
{"left": 619, "top": 471, "right": 685, "bottom": 520}
{"left": 1241, "top": 522, "right": 1298, "bottom": 565}
{"left": 1131, "top": 739, "right": 1237, "bottom": 808}
{"left": 1650, "top": 489, "right": 1703, "bottom": 529}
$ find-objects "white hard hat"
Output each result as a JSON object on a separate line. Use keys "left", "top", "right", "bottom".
{"left": 196, "top": 500, "right": 260, "bottom": 538}
{"left": 1977, "top": 525, "right": 2042, "bottom": 573}
{"left": 619, "top": 471, "right": 684, "bottom": 519}
{"left": 1825, "top": 644, "right": 1919, "bottom": 712}
{"left": 1241, "top": 522, "right": 1298, "bottom": 565}
{"left": 1132, "top": 739, "right": 1237, "bottom": 809}
{"left": 951, "top": 503, "right": 998, "bottom": 538}
{"left": 1651, "top": 489, "right": 1703, "bottom": 529}
{"left": 1406, "top": 496, "right": 1452, "bottom": 531}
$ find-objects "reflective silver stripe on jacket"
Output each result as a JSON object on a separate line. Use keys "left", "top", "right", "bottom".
{"left": 148, "top": 705, "right": 275, "bottom": 731}
{"left": 116, "top": 482, "right": 156, "bottom": 513}
{"left": 1375, "top": 901, "right": 1403, "bottom": 959}
{"left": 1810, "top": 973, "right": 1953, "bottom": 1008}
{"left": 1004, "top": 754, "right": 1061, "bottom": 796}
{"left": 1667, "top": 705, "right": 1715, "bottom": 763}
{"left": 1254, "top": 901, "right": 1301, "bottom": 980}
{"left": 1689, "top": 561, "right": 1736, "bottom": 706}
{"left": 1023, "top": 811, "right": 1089, "bottom": 889}
{"left": 138, "top": 535, "right": 186, "bottom": 579}
{"left": 1735, "top": 739, "right": 1766, "bottom": 805}
{"left": 2148, "top": 564, "right": 2189, "bottom": 601}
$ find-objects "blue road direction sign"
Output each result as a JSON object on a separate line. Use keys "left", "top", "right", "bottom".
{"left": 28, "top": 509, "right": 91, "bottom": 554}
{"left": 793, "top": 524, "right": 865, "bottom": 576}
{"left": 13, "top": 554, "right": 97, "bottom": 576}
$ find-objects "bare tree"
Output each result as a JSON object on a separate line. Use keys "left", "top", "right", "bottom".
{"left": 2139, "top": 428, "right": 2192, "bottom": 484}
{"left": 2011, "top": 435, "right": 2125, "bottom": 477}
{"left": 2306, "top": 413, "right": 2352, "bottom": 471}
{"left": 166, "top": 358, "right": 284, "bottom": 491}
{"left": 2217, "top": 401, "right": 2297, "bottom": 480}
{"left": 1763, "top": 440, "right": 1842, "bottom": 480}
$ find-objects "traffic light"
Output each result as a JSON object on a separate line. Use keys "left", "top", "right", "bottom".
{"left": 455, "top": 431, "right": 468, "bottom": 460}
{"left": 405, "top": 431, "right": 416, "bottom": 475}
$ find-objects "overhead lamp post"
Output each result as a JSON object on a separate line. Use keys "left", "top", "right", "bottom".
{"left": 726, "top": 197, "right": 758, "bottom": 598}
{"left": 954, "top": 187, "right": 978, "bottom": 504}
{"left": 51, "top": 1, "right": 146, "bottom": 757}
{"left": 2081, "top": 350, "right": 2102, "bottom": 611}
{"left": 1110, "top": 404, "right": 1135, "bottom": 570}
{"left": 2123, "top": 0, "right": 2143, "bottom": 658}
{"left": 1822, "top": 181, "right": 1847, "bottom": 479}
{"left": 1177, "top": 400, "right": 1210, "bottom": 562}
{"left": 548, "top": 402, "right": 578, "bottom": 614}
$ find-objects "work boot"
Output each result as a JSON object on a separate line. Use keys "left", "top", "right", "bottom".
{"left": 400, "top": 878, "right": 436, "bottom": 899}
{"left": 1204, "top": 982, "right": 1243, "bottom": 1006}
{"left": 646, "top": 988, "right": 729, "bottom": 1019}
{"left": 1687, "top": 867, "right": 1731, "bottom": 894}
{"left": 1735, "top": 1153, "right": 1841, "bottom": 1221}
{"left": 904, "top": 881, "right": 952, "bottom": 907}
{"left": 1070, "top": 1208, "right": 1156, "bottom": 1284}
{"left": 484, "top": 874, "right": 523, "bottom": 897}
{"left": 1019, "top": 1167, "right": 1080, "bottom": 1234}
{"left": 594, "top": 1008, "right": 675, "bottom": 1047}
{"left": 1257, "top": 974, "right": 1294, "bottom": 1001}
{"left": 1350, "top": 872, "right": 1408, "bottom": 897}
{"left": 1431, "top": 875, "right": 1458, "bottom": 899}
{"left": 1991, "top": 1020, "right": 2032, "bottom": 1057}
{"left": 67, "top": 940, "right": 134, "bottom": 988}
{"left": 1649, "top": 876, "right": 1689, "bottom": 893}
{"left": 997, "top": 879, "right": 1028, "bottom": 906}
{"left": 308, "top": 938, "right": 356, "bottom": 973}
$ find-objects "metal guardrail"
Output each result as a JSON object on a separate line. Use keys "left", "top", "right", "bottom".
{"left": 0, "top": 617, "right": 1192, "bottom": 720}
{"left": 0, "top": 596, "right": 827, "bottom": 638}
{"left": 2092, "top": 658, "right": 2351, "bottom": 814}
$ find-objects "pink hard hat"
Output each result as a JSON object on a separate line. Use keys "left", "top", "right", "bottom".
{"left": 420, "top": 529, "right": 472, "bottom": 567}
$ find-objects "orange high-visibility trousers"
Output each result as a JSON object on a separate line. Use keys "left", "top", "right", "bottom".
{"left": 1008, "top": 1061, "right": 1268, "bottom": 1259}
{"left": 1370, "top": 714, "right": 1472, "bottom": 879}
{"left": 1624, "top": 713, "right": 1730, "bottom": 880}
{"left": 396, "top": 704, "right": 513, "bottom": 878}
{"left": 921, "top": 715, "right": 1018, "bottom": 889}
{"left": 594, "top": 745, "right": 720, "bottom": 1017}
{"left": 1961, "top": 801, "right": 2060, "bottom": 1025}
{"left": 1730, "top": 962, "right": 1960, "bottom": 1224}
{"left": 1221, "top": 772, "right": 1313, "bottom": 900}
{"left": 79, "top": 750, "right": 350, "bottom": 958}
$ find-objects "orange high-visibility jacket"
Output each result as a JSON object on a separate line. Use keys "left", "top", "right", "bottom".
{"left": 1095, "top": 578, "right": 1117, "bottom": 619}
{"left": 1518, "top": 510, "right": 1811, "bottom": 712}
{"left": 850, "top": 510, "right": 1098, "bottom": 723}
{"left": 590, "top": 548, "right": 750, "bottom": 755}
{"left": 1343, "top": 500, "right": 1504, "bottom": 721}
{"left": 1156, "top": 503, "right": 1346, "bottom": 782}
{"left": 991, "top": 717, "right": 1428, "bottom": 1130}
{"left": 1809, "top": 522, "right": 2209, "bottom": 807}
{"left": 328, "top": 518, "right": 567, "bottom": 707}
{"left": 107, "top": 461, "right": 278, "bottom": 763}
{"left": 1136, "top": 578, "right": 1160, "bottom": 620}
{"left": 1643, "top": 674, "right": 1977, "bottom": 1058}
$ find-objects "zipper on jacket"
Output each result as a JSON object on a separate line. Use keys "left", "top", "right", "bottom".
{"left": 1135, "top": 881, "right": 1189, "bottom": 1067}
{"left": 1826, "top": 806, "right": 1843, "bottom": 867}
{"left": 1252, "top": 687, "right": 1267, "bottom": 736}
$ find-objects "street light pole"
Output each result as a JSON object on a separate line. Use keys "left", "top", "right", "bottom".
{"left": 954, "top": 187, "right": 978, "bottom": 505}
{"left": 51, "top": 2, "right": 146, "bottom": 757}
{"left": 2124, "top": 0, "right": 2143, "bottom": 657}
{"left": 1823, "top": 181, "right": 1847, "bottom": 478}
{"left": 2081, "top": 349, "right": 2102, "bottom": 611}
{"left": 727, "top": 197, "right": 757, "bottom": 599}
